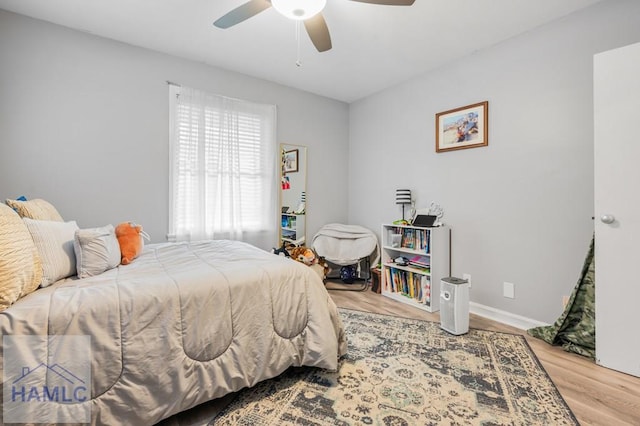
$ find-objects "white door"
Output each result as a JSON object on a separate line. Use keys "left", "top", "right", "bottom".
{"left": 594, "top": 41, "right": 640, "bottom": 377}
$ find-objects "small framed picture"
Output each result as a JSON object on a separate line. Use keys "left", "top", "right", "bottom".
{"left": 436, "top": 101, "right": 488, "bottom": 153}
{"left": 283, "top": 149, "right": 299, "bottom": 173}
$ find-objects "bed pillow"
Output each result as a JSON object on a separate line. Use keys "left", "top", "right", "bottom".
{"left": 6, "top": 198, "right": 64, "bottom": 221}
{"left": 0, "top": 204, "right": 43, "bottom": 311}
{"left": 23, "top": 218, "right": 79, "bottom": 287}
{"left": 74, "top": 225, "right": 121, "bottom": 279}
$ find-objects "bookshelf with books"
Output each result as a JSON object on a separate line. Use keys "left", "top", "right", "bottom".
{"left": 380, "top": 224, "right": 450, "bottom": 313}
{"left": 281, "top": 213, "right": 305, "bottom": 245}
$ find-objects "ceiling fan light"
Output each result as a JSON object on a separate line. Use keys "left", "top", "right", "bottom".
{"left": 272, "top": 0, "right": 327, "bottom": 20}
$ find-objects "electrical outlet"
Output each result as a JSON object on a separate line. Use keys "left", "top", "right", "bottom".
{"left": 463, "top": 273, "right": 471, "bottom": 288}
{"left": 503, "top": 282, "right": 515, "bottom": 299}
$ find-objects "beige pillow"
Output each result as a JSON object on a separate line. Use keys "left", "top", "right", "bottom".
{"left": 74, "top": 225, "right": 121, "bottom": 279}
{"left": 0, "top": 204, "right": 43, "bottom": 311}
{"left": 23, "top": 218, "right": 79, "bottom": 287}
{"left": 6, "top": 198, "right": 64, "bottom": 221}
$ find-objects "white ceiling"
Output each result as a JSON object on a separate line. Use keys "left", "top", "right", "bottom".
{"left": 0, "top": 0, "right": 603, "bottom": 103}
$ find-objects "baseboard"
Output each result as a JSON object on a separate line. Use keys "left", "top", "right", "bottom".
{"left": 470, "top": 302, "right": 549, "bottom": 331}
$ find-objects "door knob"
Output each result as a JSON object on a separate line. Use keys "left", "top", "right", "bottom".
{"left": 600, "top": 214, "right": 615, "bottom": 224}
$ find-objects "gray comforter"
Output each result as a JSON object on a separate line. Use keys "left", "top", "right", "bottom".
{"left": 0, "top": 240, "right": 347, "bottom": 425}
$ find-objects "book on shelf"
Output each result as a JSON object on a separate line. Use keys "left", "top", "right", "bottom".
{"left": 384, "top": 267, "right": 392, "bottom": 292}
{"left": 420, "top": 275, "right": 431, "bottom": 305}
{"left": 409, "top": 255, "right": 430, "bottom": 268}
{"left": 385, "top": 266, "right": 431, "bottom": 306}
{"left": 390, "top": 226, "right": 430, "bottom": 253}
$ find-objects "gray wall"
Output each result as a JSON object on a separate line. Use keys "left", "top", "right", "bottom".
{"left": 0, "top": 10, "right": 349, "bottom": 247}
{"left": 348, "top": 0, "right": 640, "bottom": 323}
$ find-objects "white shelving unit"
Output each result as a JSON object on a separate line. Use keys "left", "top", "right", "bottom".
{"left": 380, "top": 224, "right": 450, "bottom": 313}
{"left": 281, "top": 213, "right": 305, "bottom": 245}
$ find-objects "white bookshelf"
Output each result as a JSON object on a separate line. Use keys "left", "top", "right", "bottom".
{"left": 281, "top": 213, "right": 305, "bottom": 245}
{"left": 380, "top": 224, "right": 450, "bottom": 312}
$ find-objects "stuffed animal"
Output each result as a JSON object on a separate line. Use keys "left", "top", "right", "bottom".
{"left": 316, "top": 255, "right": 331, "bottom": 278}
{"left": 115, "top": 222, "right": 149, "bottom": 265}
{"left": 289, "top": 246, "right": 316, "bottom": 265}
{"left": 271, "top": 242, "right": 294, "bottom": 257}
{"left": 287, "top": 246, "right": 331, "bottom": 280}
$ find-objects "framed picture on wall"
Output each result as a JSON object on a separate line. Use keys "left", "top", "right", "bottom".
{"left": 283, "top": 149, "right": 299, "bottom": 173}
{"left": 436, "top": 101, "right": 488, "bottom": 153}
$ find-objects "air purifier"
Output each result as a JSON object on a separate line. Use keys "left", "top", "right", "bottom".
{"left": 440, "top": 277, "right": 470, "bottom": 335}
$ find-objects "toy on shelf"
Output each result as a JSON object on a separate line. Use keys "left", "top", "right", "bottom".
{"left": 428, "top": 202, "right": 445, "bottom": 226}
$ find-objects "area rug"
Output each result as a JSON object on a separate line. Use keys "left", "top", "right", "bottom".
{"left": 211, "top": 308, "right": 578, "bottom": 425}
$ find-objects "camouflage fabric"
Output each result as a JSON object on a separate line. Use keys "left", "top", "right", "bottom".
{"left": 528, "top": 237, "right": 595, "bottom": 359}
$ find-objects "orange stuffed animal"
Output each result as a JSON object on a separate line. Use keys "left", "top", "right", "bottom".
{"left": 287, "top": 246, "right": 331, "bottom": 280}
{"left": 115, "top": 222, "right": 148, "bottom": 265}
{"left": 288, "top": 246, "right": 316, "bottom": 265}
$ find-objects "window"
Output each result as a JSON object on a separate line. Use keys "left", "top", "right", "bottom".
{"left": 169, "top": 84, "right": 277, "bottom": 249}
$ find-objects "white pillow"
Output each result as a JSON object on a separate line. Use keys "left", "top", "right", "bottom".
{"left": 74, "top": 225, "right": 121, "bottom": 279}
{"left": 23, "top": 218, "right": 79, "bottom": 287}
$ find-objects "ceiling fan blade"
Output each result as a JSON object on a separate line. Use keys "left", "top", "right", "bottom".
{"left": 213, "top": 0, "right": 272, "bottom": 29}
{"left": 304, "top": 13, "right": 332, "bottom": 52}
{"left": 348, "top": 0, "right": 415, "bottom": 5}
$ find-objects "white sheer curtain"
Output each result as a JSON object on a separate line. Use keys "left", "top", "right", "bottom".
{"left": 168, "top": 84, "right": 278, "bottom": 250}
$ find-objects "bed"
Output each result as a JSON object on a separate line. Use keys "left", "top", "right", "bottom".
{"left": 0, "top": 238, "right": 347, "bottom": 425}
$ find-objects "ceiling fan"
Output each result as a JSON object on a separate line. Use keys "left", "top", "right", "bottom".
{"left": 213, "top": 0, "right": 415, "bottom": 53}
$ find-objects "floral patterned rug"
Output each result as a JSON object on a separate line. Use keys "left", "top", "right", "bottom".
{"left": 211, "top": 308, "right": 578, "bottom": 425}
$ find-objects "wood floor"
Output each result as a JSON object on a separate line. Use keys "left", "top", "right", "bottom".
{"left": 161, "top": 282, "right": 640, "bottom": 425}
